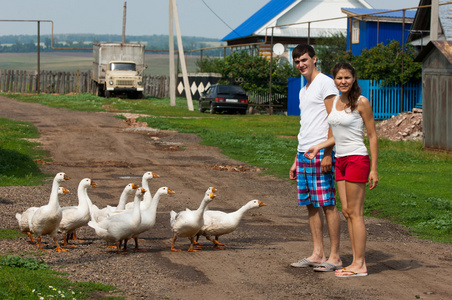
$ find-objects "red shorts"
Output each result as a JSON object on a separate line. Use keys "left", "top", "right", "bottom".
{"left": 335, "top": 155, "right": 370, "bottom": 183}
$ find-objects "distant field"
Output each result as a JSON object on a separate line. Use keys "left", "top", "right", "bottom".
{"left": 0, "top": 52, "right": 200, "bottom": 76}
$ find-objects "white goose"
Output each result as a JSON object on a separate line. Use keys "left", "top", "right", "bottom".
{"left": 125, "top": 171, "right": 159, "bottom": 210}
{"left": 90, "top": 183, "right": 138, "bottom": 222}
{"left": 124, "top": 187, "right": 175, "bottom": 251}
{"left": 88, "top": 188, "right": 146, "bottom": 254}
{"left": 196, "top": 199, "right": 267, "bottom": 250}
{"left": 58, "top": 178, "right": 96, "bottom": 246}
{"left": 16, "top": 187, "right": 69, "bottom": 244}
{"left": 170, "top": 188, "right": 216, "bottom": 252}
{"left": 29, "top": 172, "right": 70, "bottom": 251}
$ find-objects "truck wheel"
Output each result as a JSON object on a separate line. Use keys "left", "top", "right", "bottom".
{"left": 105, "top": 90, "right": 111, "bottom": 98}
{"left": 209, "top": 103, "right": 216, "bottom": 114}
{"left": 95, "top": 84, "right": 105, "bottom": 97}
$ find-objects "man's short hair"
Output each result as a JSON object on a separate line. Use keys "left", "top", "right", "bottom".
{"left": 292, "top": 44, "right": 316, "bottom": 59}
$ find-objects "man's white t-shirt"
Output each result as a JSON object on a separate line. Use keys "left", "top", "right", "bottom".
{"left": 297, "top": 73, "right": 339, "bottom": 153}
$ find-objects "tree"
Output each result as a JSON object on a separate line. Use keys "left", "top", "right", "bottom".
{"left": 195, "top": 51, "right": 299, "bottom": 109}
{"left": 196, "top": 51, "right": 298, "bottom": 90}
{"left": 352, "top": 40, "right": 422, "bottom": 85}
{"left": 315, "top": 32, "right": 352, "bottom": 74}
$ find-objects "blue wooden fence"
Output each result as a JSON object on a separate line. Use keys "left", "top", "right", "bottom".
{"left": 358, "top": 80, "right": 422, "bottom": 120}
{"left": 287, "top": 77, "right": 422, "bottom": 120}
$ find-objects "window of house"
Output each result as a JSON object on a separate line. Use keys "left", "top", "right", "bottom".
{"left": 352, "top": 20, "right": 360, "bottom": 44}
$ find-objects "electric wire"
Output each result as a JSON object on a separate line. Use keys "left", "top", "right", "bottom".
{"left": 201, "top": 0, "right": 242, "bottom": 37}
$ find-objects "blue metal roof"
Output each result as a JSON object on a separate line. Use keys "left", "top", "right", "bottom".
{"left": 221, "top": 0, "right": 298, "bottom": 41}
{"left": 342, "top": 8, "right": 416, "bottom": 19}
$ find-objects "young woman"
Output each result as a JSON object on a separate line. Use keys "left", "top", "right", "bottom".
{"left": 305, "top": 62, "right": 379, "bottom": 277}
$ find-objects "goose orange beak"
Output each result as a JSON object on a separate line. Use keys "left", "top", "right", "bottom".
{"left": 258, "top": 201, "right": 267, "bottom": 207}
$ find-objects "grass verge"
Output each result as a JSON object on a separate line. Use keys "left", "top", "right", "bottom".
{"left": 0, "top": 255, "right": 121, "bottom": 299}
{"left": 0, "top": 117, "right": 50, "bottom": 186}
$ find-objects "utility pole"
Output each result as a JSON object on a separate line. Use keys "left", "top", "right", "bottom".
{"left": 37, "top": 21, "right": 40, "bottom": 94}
{"left": 169, "top": 0, "right": 176, "bottom": 106}
{"left": 122, "top": 2, "right": 127, "bottom": 43}
{"left": 169, "top": 0, "right": 193, "bottom": 111}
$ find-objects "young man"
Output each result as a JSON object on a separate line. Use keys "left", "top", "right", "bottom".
{"left": 289, "top": 44, "right": 342, "bottom": 272}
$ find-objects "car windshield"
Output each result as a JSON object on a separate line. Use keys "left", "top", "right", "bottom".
{"left": 110, "top": 63, "right": 136, "bottom": 71}
{"left": 217, "top": 85, "right": 246, "bottom": 95}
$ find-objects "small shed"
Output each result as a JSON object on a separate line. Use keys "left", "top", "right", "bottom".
{"left": 414, "top": 40, "right": 452, "bottom": 151}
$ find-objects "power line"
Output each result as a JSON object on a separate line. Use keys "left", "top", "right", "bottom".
{"left": 201, "top": 0, "right": 242, "bottom": 38}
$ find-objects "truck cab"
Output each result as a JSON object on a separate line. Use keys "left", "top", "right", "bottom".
{"left": 105, "top": 61, "right": 144, "bottom": 98}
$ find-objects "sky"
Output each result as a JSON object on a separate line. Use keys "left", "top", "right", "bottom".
{"left": 0, "top": 0, "right": 421, "bottom": 40}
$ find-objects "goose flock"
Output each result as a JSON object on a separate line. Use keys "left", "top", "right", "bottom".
{"left": 16, "top": 171, "right": 267, "bottom": 254}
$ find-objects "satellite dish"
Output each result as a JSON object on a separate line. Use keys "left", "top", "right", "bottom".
{"left": 273, "top": 43, "right": 284, "bottom": 56}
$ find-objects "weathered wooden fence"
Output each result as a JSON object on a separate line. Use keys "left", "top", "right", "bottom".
{"left": 143, "top": 75, "right": 169, "bottom": 98}
{"left": 0, "top": 69, "right": 169, "bottom": 98}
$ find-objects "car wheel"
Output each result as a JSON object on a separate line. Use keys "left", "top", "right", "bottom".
{"left": 209, "top": 103, "right": 216, "bottom": 114}
{"left": 198, "top": 100, "right": 205, "bottom": 113}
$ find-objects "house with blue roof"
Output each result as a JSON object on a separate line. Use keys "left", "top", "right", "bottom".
{"left": 221, "top": 0, "right": 372, "bottom": 62}
{"left": 341, "top": 8, "right": 417, "bottom": 55}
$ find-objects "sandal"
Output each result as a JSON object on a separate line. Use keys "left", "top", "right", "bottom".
{"left": 313, "top": 262, "right": 342, "bottom": 272}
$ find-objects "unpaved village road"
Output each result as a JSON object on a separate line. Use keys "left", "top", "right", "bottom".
{"left": 0, "top": 96, "right": 451, "bottom": 300}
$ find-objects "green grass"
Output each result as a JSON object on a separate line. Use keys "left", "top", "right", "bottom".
{"left": 0, "top": 117, "right": 50, "bottom": 186}
{"left": 363, "top": 139, "right": 451, "bottom": 242}
{"left": 0, "top": 255, "right": 121, "bottom": 299}
{"left": 0, "top": 229, "right": 23, "bottom": 239}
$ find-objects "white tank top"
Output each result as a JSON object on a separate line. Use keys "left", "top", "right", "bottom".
{"left": 327, "top": 95, "right": 369, "bottom": 157}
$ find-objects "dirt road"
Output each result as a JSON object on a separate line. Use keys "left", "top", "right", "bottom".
{"left": 0, "top": 96, "right": 450, "bottom": 300}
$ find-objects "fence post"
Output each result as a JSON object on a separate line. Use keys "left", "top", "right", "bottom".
{"left": 76, "top": 70, "right": 80, "bottom": 93}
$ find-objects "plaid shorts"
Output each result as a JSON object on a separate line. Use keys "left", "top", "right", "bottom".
{"left": 297, "top": 150, "right": 336, "bottom": 207}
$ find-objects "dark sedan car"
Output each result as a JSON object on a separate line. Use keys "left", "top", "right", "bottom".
{"left": 198, "top": 84, "right": 249, "bottom": 114}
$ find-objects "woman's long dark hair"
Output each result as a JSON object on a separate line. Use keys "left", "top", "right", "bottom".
{"left": 332, "top": 62, "right": 361, "bottom": 112}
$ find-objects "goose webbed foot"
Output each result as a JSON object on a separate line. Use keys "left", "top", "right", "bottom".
{"left": 193, "top": 240, "right": 203, "bottom": 247}
{"left": 188, "top": 237, "right": 202, "bottom": 252}
{"left": 171, "top": 236, "right": 181, "bottom": 251}
{"left": 106, "top": 242, "right": 116, "bottom": 248}
{"left": 54, "top": 237, "right": 69, "bottom": 252}
{"left": 134, "top": 238, "right": 148, "bottom": 252}
{"left": 24, "top": 232, "right": 35, "bottom": 243}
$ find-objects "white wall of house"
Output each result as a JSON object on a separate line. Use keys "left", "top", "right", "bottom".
{"left": 256, "top": 0, "right": 372, "bottom": 38}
